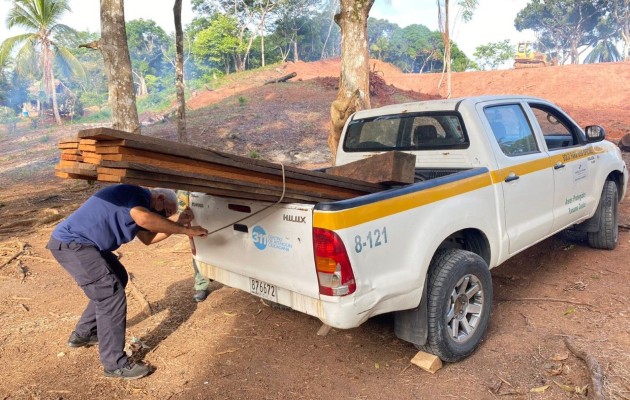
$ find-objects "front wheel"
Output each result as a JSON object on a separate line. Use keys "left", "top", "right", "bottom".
{"left": 587, "top": 180, "right": 619, "bottom": 250}
{"left": 421, "top": 249, "right": 493, "bottom": 362}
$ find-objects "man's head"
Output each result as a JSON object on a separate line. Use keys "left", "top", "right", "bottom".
{"left": 149, "top": 188, "right": 178, "bottom": 218}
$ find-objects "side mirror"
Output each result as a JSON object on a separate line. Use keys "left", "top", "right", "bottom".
{"left": 585, "top": 125, "right": 605, "bottom": 142}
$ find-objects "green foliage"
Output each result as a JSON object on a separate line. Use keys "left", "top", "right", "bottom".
{"left": 473, "top": 40, "right": 515, "bottom": 70}
{"left": 78, "top": 91, "right": 108, "bottom": 108}
{"left": 237, "top": 96, "right": 247, "bottom": 106}
{"left": 192, "top": 13, "right": 242, "bottom": 73}
{"left": 248, "top": 149, "right": 261, "bottom": 159}
{"left": 515, "top": 0, "right": 604, "bottom": 64}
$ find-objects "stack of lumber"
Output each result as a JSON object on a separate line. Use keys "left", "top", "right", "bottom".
{"left": 54, "top": 127, "right": 384, "bottom": 204}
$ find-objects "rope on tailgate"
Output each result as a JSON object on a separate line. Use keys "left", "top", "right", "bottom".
{"left": 205, "top": 162, "right": 287, "bottom": 236}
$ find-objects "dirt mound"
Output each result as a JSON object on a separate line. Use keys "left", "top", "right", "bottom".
{"left": 187, "top": 59, "right": 629, "bottom": 140}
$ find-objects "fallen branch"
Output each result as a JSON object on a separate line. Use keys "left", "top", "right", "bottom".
{"left": 564, "top": 336, "right": 605, "bottom": 400}
{"left": 619, "top": 223, "right": 630, "bottom": 231}
{"left": 264, "top": 72, "right": 297, "bottom": 85}
{"left": 495, "top": 297, "right": 595, "bottom": 307}
{"left": 0, "top": 240, "right": 28, "bottom": 269}
{"left": 127, "top": 273, "right": 153, "bottom": 317}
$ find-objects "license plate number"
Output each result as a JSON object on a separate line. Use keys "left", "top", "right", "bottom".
{"left": 249, "top": 278, "right": 278, "bottom": 302}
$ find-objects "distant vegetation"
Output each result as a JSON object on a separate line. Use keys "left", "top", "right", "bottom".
{"left": 0, "top": 0, "right": 627, "bottom": 125}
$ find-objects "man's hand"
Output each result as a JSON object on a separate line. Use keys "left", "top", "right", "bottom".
{"left": 185, "top": 225, "right": 208, "bottom": 238}
{"left": 176, "top": 207, "right": 195, "bottom": 225}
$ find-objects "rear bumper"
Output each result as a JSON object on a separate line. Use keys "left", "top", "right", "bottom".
{"left": 195, "top": 259, "right": 417, "bottom": 329}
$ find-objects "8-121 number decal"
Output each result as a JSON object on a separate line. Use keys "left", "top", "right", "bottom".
{"left": 354, "top": 227, "right": 388, "bottom": 253}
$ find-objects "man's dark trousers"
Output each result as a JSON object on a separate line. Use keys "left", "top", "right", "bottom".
{"left": 47, "top": 238, "right": 129, "bottom": 371}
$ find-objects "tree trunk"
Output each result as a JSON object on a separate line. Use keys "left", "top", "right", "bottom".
{"left": 174, "top": 0, "right": 187, "bottom": 143}
{"left": 261, "top": 33, "right": 266, "bottom": 67}
{"left": 100, "top": 0, "right": 140, "bottom": 134}
{"left": 437, "top": 0, "right": 452, "bottom": 98}
{"left": 49, "top": 65, "right": 62, "bottom": 124}
{"left": 293, "top": 31, "right": 299, "bottom": 62}
{"left": 328, "top": 0, "right": 374, "bottom": 161}
{"left": 43, "top": 44, "right": 62, "bottom": 125}
{"left": 320, "top": 6, "right": 336, "bottom": 60}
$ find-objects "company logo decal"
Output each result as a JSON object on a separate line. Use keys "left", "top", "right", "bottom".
{"left": 252, "top": 225, "right": 293, "bottom": 252}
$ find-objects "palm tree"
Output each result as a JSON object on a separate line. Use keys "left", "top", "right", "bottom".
{"left": 0, "top": 0, "right": 84, "bottom": 125}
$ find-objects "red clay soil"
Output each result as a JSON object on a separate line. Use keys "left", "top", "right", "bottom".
{"left": 189, "top": 59, "right": 629, "bottom": 140}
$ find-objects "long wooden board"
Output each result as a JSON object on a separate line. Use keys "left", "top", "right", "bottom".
{"left": 77, "top": 128, "right": 383, "bottom": 193}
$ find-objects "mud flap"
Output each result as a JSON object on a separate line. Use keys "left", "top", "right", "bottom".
{"left": 394, "top": 280, "right": 428, "bottom": 346}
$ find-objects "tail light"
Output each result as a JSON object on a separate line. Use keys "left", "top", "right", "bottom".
{"left": 313, "top": 228, "right": 356, "bottom": 296}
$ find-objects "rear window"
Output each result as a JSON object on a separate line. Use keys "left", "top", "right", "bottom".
{"left": 343, "top": 112, "right": 469, "bottom": 152}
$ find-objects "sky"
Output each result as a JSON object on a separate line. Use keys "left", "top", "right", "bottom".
{"left": 0, "top": 0, "right": 536, "bottom": 62}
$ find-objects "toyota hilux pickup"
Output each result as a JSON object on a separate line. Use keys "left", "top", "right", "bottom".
{"left": 187, "top": 95, "right": 627, "bottom": 361}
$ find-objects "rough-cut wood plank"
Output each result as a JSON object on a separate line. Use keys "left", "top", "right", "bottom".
{"left": 55, "top": 166, "right": 98, "bottom": 178}
{"left": 97, "top": 164, "right": 341, "bottom": 203}
{"left": 98, "top": 174, "right": 311, "bottom": 203}
{"left": 326, "top": 151, "right": 416, "bottom": 184}
{"left": 77, "top": 128, "right": 382, "bottom": 193}
{"left": 61, "top": 154, "right": 84, "bottom": 162}
{"left": 57, "top": 160, "right": 97, "bottom": 170}
{"left": 58, "top": 142, "right": 79, "bottom": 150}
{"left": 94, "top": 150, "right": 367, "bottom": 199}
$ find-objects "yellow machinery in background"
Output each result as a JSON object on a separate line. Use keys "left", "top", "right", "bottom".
{"left": 514, "top": 41, "right": 557, "bottom": 68}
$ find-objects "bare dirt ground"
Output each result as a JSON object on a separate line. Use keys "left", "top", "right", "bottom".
{"left": 1, "top": 60, "right": 629, "bottom": 400}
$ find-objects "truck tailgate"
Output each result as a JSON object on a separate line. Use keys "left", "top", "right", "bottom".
{"left": 190, "top": 193, "right": 320, "bottom": 300}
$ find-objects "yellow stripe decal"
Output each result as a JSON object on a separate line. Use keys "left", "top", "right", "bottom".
{"left": 315, "top": 145, "right": 606, "bottom": 231}
{"left": 314, "top": 173, "right": 492, "bottom": 230}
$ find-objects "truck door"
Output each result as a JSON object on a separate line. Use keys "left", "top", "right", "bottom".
{"left": 525, "top": 102, "right": 596, "bottom": 232}
{"left": 482, "top": 103, "right": 554, "bottom": 254}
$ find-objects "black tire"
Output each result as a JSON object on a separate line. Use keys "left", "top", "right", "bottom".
{"left": 587, "top": 180, "right": 619, "bottom": 250}
{"left": 421, "top": 249, "right": 493, "bottom": 362}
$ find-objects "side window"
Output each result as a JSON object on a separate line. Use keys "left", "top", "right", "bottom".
{"left": 529, "top": 104, "right": 579, "bottom": 150}
{"left": 484, "top": 104, "right": 539, "bottom": 157}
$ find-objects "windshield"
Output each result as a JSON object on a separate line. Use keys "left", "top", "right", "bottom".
{"left": 343, "top": 112, "right": 469, "bottom": 152}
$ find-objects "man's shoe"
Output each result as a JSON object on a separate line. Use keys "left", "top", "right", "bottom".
{"left": 104, "top": 362, "right": 151, "bottom": 380}
{"left": 193, "top": 289, "right": 209, "bottom": 302}
{"left": 68, "top": 331, "right": 98, "bottom": 348}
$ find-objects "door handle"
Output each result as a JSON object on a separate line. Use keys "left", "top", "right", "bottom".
{"left": 504, "top": 172, "right": 520, "bottom": 182}
{"left": 554, "top": 162, "right": 566, "bottom": 170}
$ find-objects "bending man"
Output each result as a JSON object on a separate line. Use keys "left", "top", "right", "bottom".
{"left": 47, "top": 184, "right": 208, "bottom": 380}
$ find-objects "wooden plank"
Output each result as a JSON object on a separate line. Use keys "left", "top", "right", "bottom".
{"left": 93, "top": 150, "right": 367, "bottom": 199}
{"left": 77, "top": 128, "right": 383, "bottom": 193}
{"left": 55, "top": 171, "right": 96, "bottom": 180}
{"left": 61, "top": 154, "right": 83, "bottom": 162}
{"left": 78, "top": 144, "right": 97, "bottom": 152}
{"left": 325, "top": 151, "right": 416, "bottom": 184}
{"left": 57, "top": 160, "right": 97, "bottom": 170}
{"left": 97, "top": 174, "right": 312, "bottom": 203}
{"left": 96, "top": 163, "right": 342, "bottom": 203}
{"left": 55, "top": 165, "right": 98, "bottom": 178}
{"left": 79, "top": 139, "right": 98, "bottom": 145}
{"left": 58, "top": 142, "right": 79, "bottom": 150}
{"left": 61, "top": 149, "right": 82, "bottom": 155}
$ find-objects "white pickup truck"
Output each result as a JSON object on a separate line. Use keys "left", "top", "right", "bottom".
{"left": 188, "top": 95, "right": 627, "bottom": 362}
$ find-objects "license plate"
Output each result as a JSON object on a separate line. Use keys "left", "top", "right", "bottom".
{"left": 249, "top": 278, "right": 278, "bottom": 302}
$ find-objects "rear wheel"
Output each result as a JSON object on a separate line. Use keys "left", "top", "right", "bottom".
{"left": 421, "top": 249, "right": 492, "bottom": 362}
{"left": 588, "top": 180, "right": 619, "bottom": 250}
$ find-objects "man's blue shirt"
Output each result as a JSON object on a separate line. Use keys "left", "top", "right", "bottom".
{"left": 52, "top": 184, "right": 151, "bottom": 251}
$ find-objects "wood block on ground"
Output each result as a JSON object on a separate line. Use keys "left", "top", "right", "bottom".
{"left": 325, "top": 151, "right": 416, "bottom": 184}
{"left": 410, "top": 351, "right": 442, "bottom": 374}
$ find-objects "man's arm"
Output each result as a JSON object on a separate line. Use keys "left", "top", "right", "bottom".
{"left": 130, "top": 206, "right": 207, "bottom": 245}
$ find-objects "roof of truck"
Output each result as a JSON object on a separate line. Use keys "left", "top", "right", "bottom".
{"left": 351, "top": 95, "right": 550, "bottom": 120}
